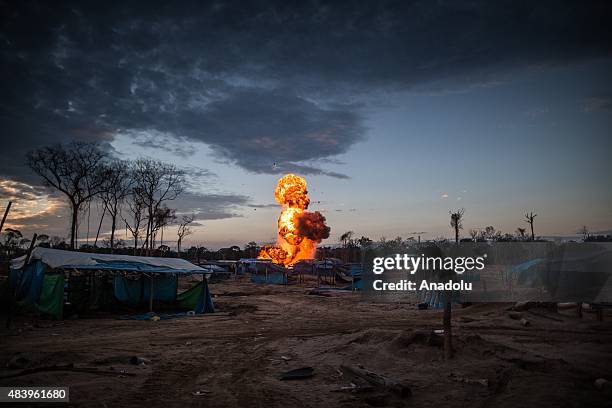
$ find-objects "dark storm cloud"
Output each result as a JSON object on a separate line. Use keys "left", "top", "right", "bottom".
{"left": 248, "top": 203, "right": 278, "bottom": 209}
{"left": 1, "top": 0, "right": 611, "bottom": 182}
{"left": 173, "top": 191, "right": 250, "bottom": 221}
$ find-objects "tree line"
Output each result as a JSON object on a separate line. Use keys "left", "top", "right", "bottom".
{"left": 25, "top": 141, "right": 194, "bottom": 255}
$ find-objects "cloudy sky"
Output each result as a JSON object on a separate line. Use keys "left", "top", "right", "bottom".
{"left": 1, "top": 1, "right": 611, "bottom": 248}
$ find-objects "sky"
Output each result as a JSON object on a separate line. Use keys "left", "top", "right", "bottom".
{"left": 1, "top": 0, "right": 611, "bottom": 249}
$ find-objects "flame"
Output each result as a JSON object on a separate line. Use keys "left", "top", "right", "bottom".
{"left": 259, "top": 174, "right": 330, "bottom": 266}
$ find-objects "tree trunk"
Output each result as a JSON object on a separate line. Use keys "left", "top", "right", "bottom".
{"left": 530, "top": 223, "right": 534, "bottom": 240}
{"left": 94, "top": 205, "right": 106, "bottom": 247}
{"left": 443, "top": 299, "right": 453, "bottom": 360}
{"left": 133, "top": 235, "right": 138, "bottom": 256}
{"left": 70, "top": 202, "right": 79, "bottom": 249}
{"left": 110, "top": 214, "right": 117, "bottom": 254}
{"left": 148, "top": 215, "right": 154, "bottom": 256}
{"left": 455, "top": 225, "right": 459, "bottom": 245}
{"left": 144, "top": 216, "right": 151, "bottom": 256}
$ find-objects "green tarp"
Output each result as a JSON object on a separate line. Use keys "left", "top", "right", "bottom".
{"left": 177, "top": 280, "right": 215, "bottom": 313}
{"left": 37, "top": 274, "right": 64, "bottom": 319}
{"left": 177, "top": 281, "right": 204, "bottom": 309}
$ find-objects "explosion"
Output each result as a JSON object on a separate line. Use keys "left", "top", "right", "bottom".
{"left": 259, "top": 174, "right": 330, "bottom": 266}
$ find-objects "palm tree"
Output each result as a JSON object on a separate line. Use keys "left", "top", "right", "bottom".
{"left": 339, "top": 231, "right": 354, "bottom": 247}
{"left": 524, "top": 212, "right": 537, "bottom": 240}
{"left": 339, "top": 231, "right": 354, "bottom": 262}
{"left": 449, "top": 209, "right": 465, "bottom": 245}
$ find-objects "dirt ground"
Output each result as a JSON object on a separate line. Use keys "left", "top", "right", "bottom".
{"left": 1, "top": 279, "right": 612, "bottom": 407}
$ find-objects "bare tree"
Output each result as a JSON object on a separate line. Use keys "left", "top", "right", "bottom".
{"left": 524, "top": 211, "right": 537, "bottom": 240}
{"left": 176, "top": 214, "right": 194, "bottom": 254}
{"left": 449, "top": 208, "right": 465, "bottom": 245}
{"left": 482, "top": 225, "right": 500, "bottom": 241}
{"left": 469, "top": 229, "right": 478, "bottom": 241}
{"left": 2, "top": 228, "right": 22, "bottom": 256}
{"left": 35, "top": 234, "right": 49, "bottom": 246}
{"left": 131, "top": 159, "right": 185, "bottom": 255}
{"left": 27, "top": 142, "right": 108, "bottom": 249}
{"left": 516, "top": 227, "right": 526, "bottom": 240}
{"left": 151, "top": 206, "right": 176, "bottom": 249}
{"left": 123, "top": 193, "right": 146, "bottom": 256}
{"left": 100, "top": 160, "right": 132, "bottom": 253}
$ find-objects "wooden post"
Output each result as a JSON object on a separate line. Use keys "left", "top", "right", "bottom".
{"left": 149, "top": 274, "right": 154, "bottom": 312}
{"left": 24, "top": 233, "right": 38, "bottom": 267}
{"left": 443, "top": 298, "right": 453, "bottom": 360}
{"left": 0, "top": 201, "right": 11, "bottom": 234}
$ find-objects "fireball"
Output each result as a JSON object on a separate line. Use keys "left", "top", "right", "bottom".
{"left": 259, "top": 174, "right": 330, "bottom": 266}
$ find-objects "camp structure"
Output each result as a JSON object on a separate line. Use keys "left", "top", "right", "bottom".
{"left": 239, "top": 259, "right": 289, "bottom": 284}
{"left": 9, "top": 247, "right": 223, "bottom": 319}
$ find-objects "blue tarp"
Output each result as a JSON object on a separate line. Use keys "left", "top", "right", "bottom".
{"left": 62, "top": 259, "right": 201, "bottom": 274}
{"left": 345, "top": 264, "right": 363, "bottom": 277}
{"left": 251, "top": 271, "right": 287, "bottom": 284}
{"left": 195, "top": 280, "right": 215, "bottom": 313}
{"left": 10, "top": 260, "right": 46, "bottom": 304}
{"left": 113, "top": 275, "right": 178, "bottom": 306}
{"left": 10, "top": 256, "right": 215, "bottom": 318}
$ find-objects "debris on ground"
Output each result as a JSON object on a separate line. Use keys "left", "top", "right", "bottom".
{"left": 192, "top": 390, "right": 211, "bottom": 396}
{"left": 6, "top": 353, "right": 30, "bottom": 369}
{"left": 507, "top": 311, "right": 523, "bottom": 320}
{"left": 129, "top": 357, "right": 148, "bottom": 366}
{"left": 449, "top": 372, "right": 489, "bottom": 387}
{"left": 279, "top": 367, "right": 314, "bottom": 380}
{"left": 594, "top": 378, "right": 610, "bottom": 390}
{"left": 340, "top": 365, "right": 411, "bottom": 397}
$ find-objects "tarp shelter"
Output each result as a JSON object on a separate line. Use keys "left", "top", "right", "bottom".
{"left": 10, "top": 248, "right": 220, "bottom": 319}
{"left": 239, "top": 259, "right": 288, "bottom": 284}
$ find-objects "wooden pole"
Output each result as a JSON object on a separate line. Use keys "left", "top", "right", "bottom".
{"left": 443, "top": 297, "right": 453, "bottom": 360}
{"left": 149, "top": 274, "right": 154, "bottom": 312}
{"left": 93, "top": 205, "right": 106, "bottom": 247}
{"left": 0, "top": 201, "right": 12, "bottom": 234}
{"left": 24, "top": 233, "right": 38, "bottom": 267}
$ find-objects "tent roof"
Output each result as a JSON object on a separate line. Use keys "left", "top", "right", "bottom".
{"left": 11, "top": 247, "right": 223, "bottom": 274}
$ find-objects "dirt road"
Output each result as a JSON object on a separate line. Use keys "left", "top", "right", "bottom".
{"left": 2, "top": 281, "right": 611, "bottom": 407}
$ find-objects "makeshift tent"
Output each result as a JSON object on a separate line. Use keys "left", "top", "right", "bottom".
{"left": 9, "top": 247, "right": 220, "bottom": 319}
{"left": 240, "top": 260, "right": 288, "bottom": 284}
